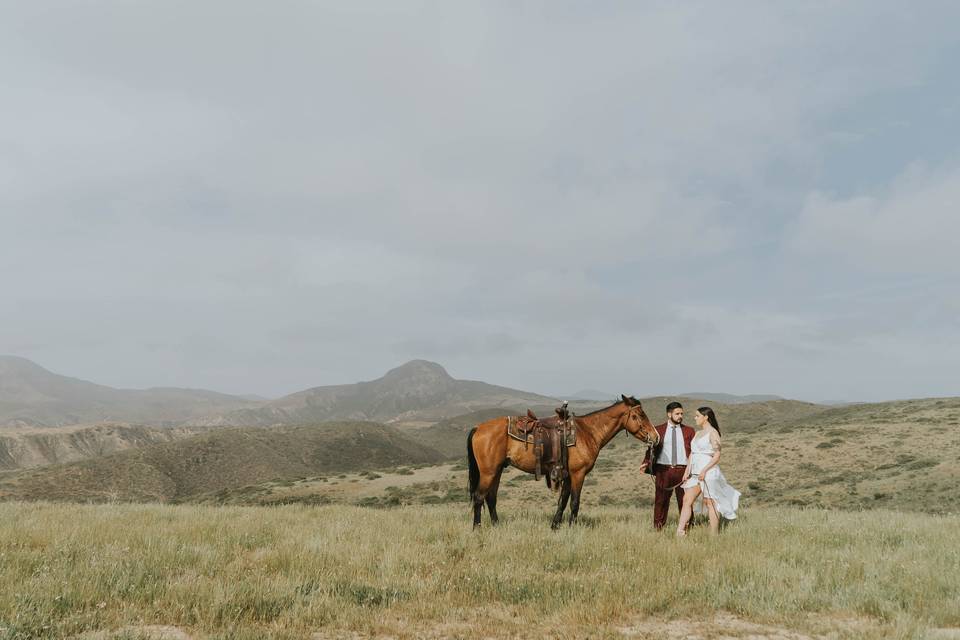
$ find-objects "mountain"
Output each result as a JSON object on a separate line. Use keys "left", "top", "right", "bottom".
{"left": 193, "top": 360, "right": 559, "bottom": 426}
{"left": 563, "top": 389, "right": 618, "bottom": 402}
{"left": 679, "top": 392, "right": 784, "bottom": 404}
{"left": 0, "top": 355, "right": 260, "bottom": 427}
{"left": 0, "top": 421, "right": 445, "bottom": 503}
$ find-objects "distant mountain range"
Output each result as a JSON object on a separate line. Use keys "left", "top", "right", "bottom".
{"left": 191, "top": 360, "right": 559, "bottom": 426}
{"left": 0, "top": 356, "right": 258, "bottom": 427}
{"left": 562, "top": 390, "right": 787, "bottom": 404}
{"left": 680, "top": 392, "right": 784, "bottom": 405}
{"left": 0, "top": 354, "right": 805, "bottom": 430}
{"left": 0, "top": 356, "right": 557, "bottom": 428}
{"left": 562, "top": 389, "right": 619, "bottom": 402}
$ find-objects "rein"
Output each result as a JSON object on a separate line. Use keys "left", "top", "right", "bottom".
{"left": 643, "top": 442, "right": 718, "bottom": 514}
{"left": 645, "top": 444, "right": 686, "bottom": 491}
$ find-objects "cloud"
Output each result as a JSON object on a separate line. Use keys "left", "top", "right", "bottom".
{"left": 2, "top": 2, "right": 960, "bottom": 401}
{"left": 791, "top": 164, "right": 960, "bottom": 274}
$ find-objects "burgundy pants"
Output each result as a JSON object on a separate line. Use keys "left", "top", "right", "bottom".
{"left": 653, "top": 464, "right": 687, "bottom": 530}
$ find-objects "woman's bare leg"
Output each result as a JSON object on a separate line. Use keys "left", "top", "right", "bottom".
{"left": 704, "top": 498, "right": 719, "bottom": 535}
{"left": 676, "top": 485, "right": 701, "bottom": 536}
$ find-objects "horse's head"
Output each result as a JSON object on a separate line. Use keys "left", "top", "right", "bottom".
{"left": 619, "top": 394, "right": 659, "bottom": 445}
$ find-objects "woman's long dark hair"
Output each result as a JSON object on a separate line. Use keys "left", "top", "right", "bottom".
{"left": 697, "top": 406, "right": 721, "bottom": 436}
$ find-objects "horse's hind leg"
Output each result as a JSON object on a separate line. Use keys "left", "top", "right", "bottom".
{"left": 551, "top": 479, "right": 571, "bottom": 530}
{"left": 568, "top": 469, "right": 586, "bottom": 527}
{"left": 468, "top": 421, "right": 509, "bottom": 529}
{"left": 485, "top": 466, "right": 504, "bottom": 525}
{"left": 473, "top": 492, "right": 484, "bottom": 528}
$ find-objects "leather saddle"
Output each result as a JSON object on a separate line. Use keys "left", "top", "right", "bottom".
{"left": 507, "top": 404, "right": 577, "bottom": 490}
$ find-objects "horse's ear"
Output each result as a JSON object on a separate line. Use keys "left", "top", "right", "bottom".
{"left": 621, "top": 394, "right": 629, "bottom": 404}
{"left": 621, "top": 394, "right": 637, "bottom": 406}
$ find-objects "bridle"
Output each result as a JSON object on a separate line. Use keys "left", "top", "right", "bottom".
{"left": 625, "top": 407, "right": 659, "bottom": 446}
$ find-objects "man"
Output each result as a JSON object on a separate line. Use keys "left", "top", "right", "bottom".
{"left": 640, "top": 401, "right": 696, "bottom": 530}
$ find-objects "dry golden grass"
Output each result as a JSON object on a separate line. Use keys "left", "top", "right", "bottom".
{"left": 1, "top": 502, "right": 958, "bottom": 639}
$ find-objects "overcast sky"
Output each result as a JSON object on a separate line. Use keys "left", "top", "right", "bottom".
{"left": 2, "top": 2, "right": 959, "bottom": 402}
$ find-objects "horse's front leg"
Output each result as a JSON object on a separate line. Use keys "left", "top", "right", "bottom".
{"left": 568, "top": 468, "right": 587, "bottom": 526}
{"left": 551, "top": 478, "right": 571, "bottom": 530}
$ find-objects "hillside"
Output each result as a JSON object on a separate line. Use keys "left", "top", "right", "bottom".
{"left": 1, "top": 395, "right": 957, "bottom": 513}
{"left": 0, "top": 423, "right": 208, "bottom": 471}
{"left": 406, "top": 396, "right": 825, "bottom": 462}
{"left": 680, "top": 392, "right": 784, "bottom": 404}
{"left": 193, "top": 360, "right": 559, "bottom": 427}
{"left": 0, "top": 421, "right": 445, "bottom": 503}
{"left": 219, "top": 397, "right": 960, "bottom": 515}
{"left": 0, "top": 355, "right": 259, "bottom": 427}
{"left": 0, "top": 357, "right": 562, "bottom": 429}
{"left": 0, "top": 395, "right": 833, "bottom": 504}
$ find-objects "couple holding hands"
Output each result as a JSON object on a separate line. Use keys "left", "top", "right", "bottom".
{"left": 640, "top": 402, "right": 741, "bottom": 536}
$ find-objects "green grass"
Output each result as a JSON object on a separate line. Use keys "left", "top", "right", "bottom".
{"left": 1, "top": 502, "right": 957, "bottom": 639}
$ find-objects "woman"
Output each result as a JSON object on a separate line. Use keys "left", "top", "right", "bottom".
{"left": 676, "top": 406, "right": 740, "bottom": 536}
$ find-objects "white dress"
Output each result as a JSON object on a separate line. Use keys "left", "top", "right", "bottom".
{"left": 681, "top": 430, "right": 741, "bottom": 519}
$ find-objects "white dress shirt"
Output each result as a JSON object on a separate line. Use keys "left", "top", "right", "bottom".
{"left": 655, "top": 421, "right": 688, "bottom": 466}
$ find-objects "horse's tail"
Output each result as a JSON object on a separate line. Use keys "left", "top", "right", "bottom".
{"left": 467, "top": 427, "right": 480, "bottom": 501}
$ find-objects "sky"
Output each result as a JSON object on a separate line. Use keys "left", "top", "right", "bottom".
{"left": 2, "top": 2, "right": 959, "bottom": 402}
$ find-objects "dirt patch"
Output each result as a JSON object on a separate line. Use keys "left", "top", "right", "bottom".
{"left": 617, "top": 613, "right": 819, "bottom": 639}
{"left": 74, "top": 625, "right": 193, "bottom": 640}
{"left": 308, "top": 613, "right": 830, "bottom": 640}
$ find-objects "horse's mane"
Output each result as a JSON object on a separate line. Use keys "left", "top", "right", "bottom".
{"left": 577, "top": 399, "right": 626, "bottom": 418}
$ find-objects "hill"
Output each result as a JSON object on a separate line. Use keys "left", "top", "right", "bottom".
{"left": 193, "top": 360, "right": 559, "bottom": 427}
{"left": 0, "top": 423, "right": 208, "bottom": 471}
{"left": 0, "top": 421, "right": 445, "bottom": 503}
{"left": 405, "top": 396, "right": 826, "bottom": 462}
{"left": 0, "top": 356, "right": 558, "bottom": 430}
{"left": 0, "top": 355, "right": 259, "bottom": 427}
{"left": 679, "top": 392, "right": 784, "bottom": 404}
{"left": 221, "top": 396, "right": 959, "bottom": 515}
{"left": 0, "top": 395, "right": 829, "bottom": 504}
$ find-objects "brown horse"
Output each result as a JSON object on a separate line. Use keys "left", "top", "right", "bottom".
{"left": 467, "top": 395, "right": 659, "bottom": 528}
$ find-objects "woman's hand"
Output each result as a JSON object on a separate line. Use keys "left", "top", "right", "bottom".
{"left": 681, "top": 470, "right": 690, "bottom": 483}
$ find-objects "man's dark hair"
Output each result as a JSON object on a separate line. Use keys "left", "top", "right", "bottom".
{"left": 665, "top": 401, "right": 683, "bottom": 413}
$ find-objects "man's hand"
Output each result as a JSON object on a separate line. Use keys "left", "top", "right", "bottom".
{"left": 640, "top": 461, "right": 649, "bottom": 473}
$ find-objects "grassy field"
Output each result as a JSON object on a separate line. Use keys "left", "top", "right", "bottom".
{"left": 1, "top": 502, "right": 958, "bottom": 639}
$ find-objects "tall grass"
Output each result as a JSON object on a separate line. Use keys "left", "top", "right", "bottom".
{"left": 1, "top": 502, "right": 957, "bottom": 638}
